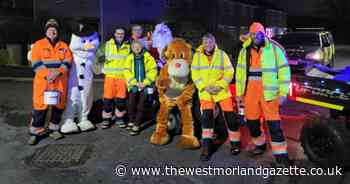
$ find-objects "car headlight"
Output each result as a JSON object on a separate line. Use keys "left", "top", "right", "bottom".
{"left": 305, "top": 49, "right": 324, "bottom": 61}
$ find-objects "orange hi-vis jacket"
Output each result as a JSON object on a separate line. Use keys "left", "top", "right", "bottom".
{"left": 31, "top": 38, "right": 73, "bottom": 110}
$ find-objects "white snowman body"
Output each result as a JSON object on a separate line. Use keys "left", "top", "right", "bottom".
{"left": 61, "top": 32, "right": 100, "bottom": 133}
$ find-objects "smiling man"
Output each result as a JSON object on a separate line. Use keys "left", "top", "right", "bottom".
{"left": 191, "top": 33, "right": 241, "bottom": 161}
{"left": 28, "top": 19, "right": 73, "bottom": 145}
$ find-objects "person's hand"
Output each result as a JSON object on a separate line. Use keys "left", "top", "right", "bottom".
{"left": 210, "top": 86, "right": 223, "bottom": 95}
{"left": 279, "top": 96, "right": 287, "bottom": 106}
{"left": 205, "top": 86, "right": 222, "bottom": 95}
{"left": 205, "top": 86, "right": 215, "bottom": 94}
{"left": 47, "top": 69, "right": 60, "bottom": 83}
{"left": 137, "top": 82, "right": 145, "bottom": 90}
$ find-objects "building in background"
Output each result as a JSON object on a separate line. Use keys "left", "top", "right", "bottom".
{"left": 0, "top": 0, "right": 286, "bottom": 66}
{"left": 35, "top": 0, "right": 286, "bottom": 57}
{"left": 0, "top": 0, "right": 33, "bottom": 65}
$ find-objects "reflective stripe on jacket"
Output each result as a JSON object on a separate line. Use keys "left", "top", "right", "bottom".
{"left": 124, "top": 51, "right": 157, "bottom": 91}
{"left": 103, "top": 39, "right": 131, "bottom": 78}
{"left": 191, "top": 46, "right": 234, "bottom": 102}
{"left": 31, "top": 38, "right": 73, "bottom": 110}
{"left": 236, "top": 38, "right": 291, "bottom": 101}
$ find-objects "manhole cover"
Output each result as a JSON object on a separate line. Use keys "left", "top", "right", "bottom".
{"left": 28, "top": 144, "right": 92, "bottom": 168}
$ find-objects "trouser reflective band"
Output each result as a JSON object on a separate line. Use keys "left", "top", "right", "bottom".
{"left": 201, "top": 110, "right": 214, "bottom": 143}
{"left": 268, "top": 120, "right": 288, "bottom": 157}
{"left": 48, "top": 123, "right": 60, "bottom": 131}
{"left": 202, "top": 128, "right": 214, "bottom": 139}
{"left": 223, "top": 111, "right": 241, "bottom": 144}
{"left": 115, "top": 108, "right": 126, "bottom": 118}
{"left": 252, "top": 133, "right": 266, "bottom": 146}
{"left": 102, "top": 111, "right": 112, "bottom": 119}
{"left": 29, "top": 127, "right": 46, "bottom": 135}
{"left": 228, "top": 130, "right": 241, "bottom": 143}
{"left": 115, "top": 99, "right": 126, "bottom": 121}
{"left": 271, "top": 141, "right": 288, "bottom": 156}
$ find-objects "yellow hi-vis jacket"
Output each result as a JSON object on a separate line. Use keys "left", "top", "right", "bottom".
{"left": 191, "top": 46, "right": 234, "bottom": 102}
{"left": 103, "top": 39, "right": 131, "bottom": 78}
{"left": 124, "top": 51, "right": 157, "bottom": 91}
{"left": 236, "top": 37, "right": 291, "bottom": 101}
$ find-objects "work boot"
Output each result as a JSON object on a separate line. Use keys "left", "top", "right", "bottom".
{"left": 126, "top": 122, "right": 135, "bottom": 130}
{"left": 200, "top": 140, "right": 213, "bottom": 161}
{"left": 129, "top": 125, "right": 140, "bottom": 136}
{"left": 28, "top": 135, "right": 39, "bottom": 145}
{"left": 116, "top": 120, "right": 127, "bottom": 128}
{"left": 49, "top": 131, "right": 64, "bottom": 140}
{"left": 101, "top": 119, "right": 112, "bottom": 129}
{"left": 230, "top": 143, "right": 241, "bottom": 156}
{"left": 248, "top": 144, "right": 266, "bottom": 157}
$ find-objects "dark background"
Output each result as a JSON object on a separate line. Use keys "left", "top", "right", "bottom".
{"left": 0, "top": 0, "right": 349, "bottom": 66}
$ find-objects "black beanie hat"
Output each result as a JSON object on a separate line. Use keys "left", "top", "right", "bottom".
{"left": 45, "top": 19, "right": 59, "bottom": 32}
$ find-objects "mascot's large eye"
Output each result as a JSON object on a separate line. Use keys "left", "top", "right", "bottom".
{"left": 82, "top": 40, "right": 86, "bottom": 43}
{"left": 171, "top": 53, "right": 176, "bottom": 59}
{"left": 89, "top": 39, "right": 93, "bottom": 42}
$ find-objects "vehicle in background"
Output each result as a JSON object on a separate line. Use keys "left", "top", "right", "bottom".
{"left": 289, "top": 72, "right": 350, "bottom": 169}
{"left": 265, "top": 27, "right": 287, "bottom": 38}
{"left": 273, "top": 31, "right": 335, "bottom": 68}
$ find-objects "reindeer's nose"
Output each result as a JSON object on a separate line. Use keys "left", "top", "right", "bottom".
{"left": 175, "top": 63, "right": 181, "bottom": 68}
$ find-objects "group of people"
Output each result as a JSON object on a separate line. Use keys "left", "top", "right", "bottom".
{"left": 28, "top": 19, "right": 291, "bottom": 165}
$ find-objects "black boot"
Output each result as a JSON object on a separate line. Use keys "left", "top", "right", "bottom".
{"left": 101, "top": 119, "right": 112, "bottom": 129}
{"left": 248, "top": 144, "right": 266, "bottom": 157}
{"left": 230, "top": 142, "right": 241, "bottom": 156}
{"left": 28, "top": 135, "right": 39, "bottom": 145}
{"left": 200, "top": 139, "right": 213, "bottom": 161}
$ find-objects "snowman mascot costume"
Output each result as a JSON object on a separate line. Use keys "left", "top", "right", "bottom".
{"left": 61, "top": 24, "right": 100, "bottom": 133}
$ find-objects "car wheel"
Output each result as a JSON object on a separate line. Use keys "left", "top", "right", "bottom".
{"left": 168, "top": 108, "right": 181, "bottom": 135}
{"left": 300, "top": 117, "right": 350, "bottom": 169}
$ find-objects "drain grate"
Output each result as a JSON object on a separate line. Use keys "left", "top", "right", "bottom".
{"left": 29, "top": 144, "right": 92, "bottom": 168}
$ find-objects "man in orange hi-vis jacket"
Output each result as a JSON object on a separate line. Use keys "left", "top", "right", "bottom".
{"left": 236, "top": 22, "right": 291, "bottom": 166}
{"left": 28, "top": 19, "right": 73, "bottom": 145}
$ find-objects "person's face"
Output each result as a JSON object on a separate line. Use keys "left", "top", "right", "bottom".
{"left": 46, "top": 27, "right": 58, "bottom": 41}
{"left": 114, "top": 29, "right": 125, "bottom": 42}
{"left": 202, "top": 37, "right": 215, "bottom": 53}
{"left": 132, "top": 43, "right": 143, "bottom": 55}
{"left": 132, "top": 26, "right": 143, "bottom": 38}
{"left": 252, "top": 31, "right": 265, "bottom": 46}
